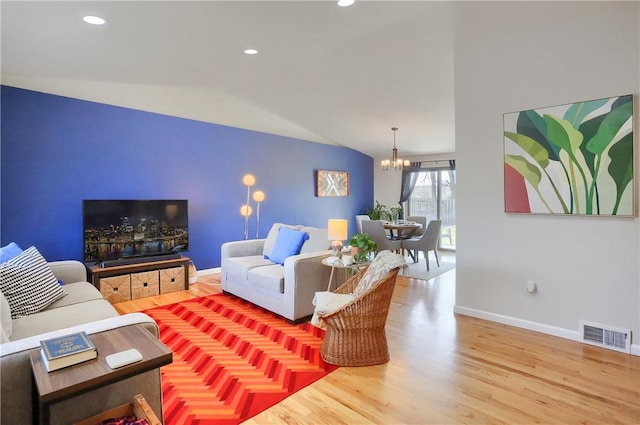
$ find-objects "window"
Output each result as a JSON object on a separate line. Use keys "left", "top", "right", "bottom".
{"left": 406, "top": 169, "right": 456, "bottom": 250}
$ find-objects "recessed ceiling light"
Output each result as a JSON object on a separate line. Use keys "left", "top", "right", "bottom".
{"left": 83, "top": 15, "right": 107, "bottom": 25}
{"left": 244, "top": 49, "right": 258, "bottom": 55}
{"left": 337, "top": 0, "right": 355, "bottom": 7}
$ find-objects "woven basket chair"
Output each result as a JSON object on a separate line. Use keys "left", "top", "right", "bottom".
{"left": 319, "top": 266, "right": 400, "bottom": 367}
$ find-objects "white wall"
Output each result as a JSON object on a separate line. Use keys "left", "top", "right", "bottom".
{"left": 374, "top": 152, "right": 456, "bottom": 208}
{"left": 454, "top": 1, "right": 640, "bottom": 353}
{"left": 374, "top": 161, "right": 403, "bottom": 208}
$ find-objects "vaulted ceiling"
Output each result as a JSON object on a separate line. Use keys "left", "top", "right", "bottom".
{"left": 1, "top": 1, "right": 456, "bottom": 158}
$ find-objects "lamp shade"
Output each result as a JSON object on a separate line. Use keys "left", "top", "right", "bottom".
{"left": 240, "top": 204, "right": 253, "bottom": 217}
{"left": 252, "top": 190, "right": 265, "bottom": 202}
{"left": 242, "top": 174, "right": 256, "bottom": 186}
{"left": 327, "top": 219, "right": 348, "bottom": 241}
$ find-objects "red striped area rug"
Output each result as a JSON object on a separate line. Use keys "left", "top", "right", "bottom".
{"left": 142, "top": 294, "right": 338, "bottom": 425}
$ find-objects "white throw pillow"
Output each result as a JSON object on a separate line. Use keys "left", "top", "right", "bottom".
{"left": 298, "top": 226, "right": 330, "bottom": 254}
{"left": 0, "top": 246, "right": 67, "bottom": 319}
{"left": 0, "top": 290, "right": 12, "bottom": 339}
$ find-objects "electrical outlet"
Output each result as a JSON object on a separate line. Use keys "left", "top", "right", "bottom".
{"left": 527, "top": 280, "right": 537, "bottom": 293}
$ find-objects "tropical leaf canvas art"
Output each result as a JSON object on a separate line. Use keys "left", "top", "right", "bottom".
{"left": 504, "top": 95, "right": 634, "bottom": 216}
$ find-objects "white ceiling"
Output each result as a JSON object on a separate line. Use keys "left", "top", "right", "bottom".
{"left": 1, "top": 1, "right": 456, "bottom": 158}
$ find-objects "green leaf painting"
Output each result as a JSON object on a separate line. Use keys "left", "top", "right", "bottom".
{"left": 504, "top": 95, "right": 634, "bottom": 216}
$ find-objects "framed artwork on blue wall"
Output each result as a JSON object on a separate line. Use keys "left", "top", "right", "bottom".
{"left": 317, "top": 170, "right": 349, "bottom": 197}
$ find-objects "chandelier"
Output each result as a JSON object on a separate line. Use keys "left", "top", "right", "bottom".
{"left": 381, "top": 127, "right": 410, "bottom": 171}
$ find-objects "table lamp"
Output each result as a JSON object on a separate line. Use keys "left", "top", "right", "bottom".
{"left": 327, "top": 219, "right": 348, "bottom": 258}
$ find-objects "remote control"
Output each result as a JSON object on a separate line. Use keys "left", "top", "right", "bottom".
{"left": 106, "top": 348, "right": 143, "bottom": 369}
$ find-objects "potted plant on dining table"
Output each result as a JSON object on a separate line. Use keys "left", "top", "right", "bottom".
{"left": 389, "top": 205, "right": 402, "bottom": 223}
{"left": 347, "top": 233, "right": 378, "bottom": 263}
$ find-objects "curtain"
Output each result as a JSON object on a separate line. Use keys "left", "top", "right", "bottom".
{"left": 448, "top": 159, "right": 456, "bottom": 186}
{"left": 398, "top": 162, "right": 422, "bottom": 218}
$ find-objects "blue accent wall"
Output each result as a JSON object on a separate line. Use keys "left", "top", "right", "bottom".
{"left": 1, "top": 86, "right": 373, "bottom": 269}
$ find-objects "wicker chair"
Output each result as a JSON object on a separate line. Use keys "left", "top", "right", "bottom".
{"left": 319, "top": 266, "right": 401, "bottom": 366}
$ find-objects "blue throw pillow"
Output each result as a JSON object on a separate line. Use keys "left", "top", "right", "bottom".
{"left": 266, "top": 227, "right": 309, "bottom": 265}
{"left": 0, "top": 242, "right": 23, "bottom": 263}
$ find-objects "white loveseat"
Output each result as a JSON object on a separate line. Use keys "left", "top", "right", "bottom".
{"left": 221, "top": 223, "right": 332, "bottom": 322}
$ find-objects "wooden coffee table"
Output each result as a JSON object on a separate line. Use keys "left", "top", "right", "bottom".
{"left": 30, "top": 325, "right": 172, "bottom": 425}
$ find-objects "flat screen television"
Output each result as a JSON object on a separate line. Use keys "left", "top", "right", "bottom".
{"left": 83, "top": 199, "right": 189, "bottom": 262}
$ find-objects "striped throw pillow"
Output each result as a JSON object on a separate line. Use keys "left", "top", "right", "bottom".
{"left": 0, "top": 246, "right": 67, "bottom": 319}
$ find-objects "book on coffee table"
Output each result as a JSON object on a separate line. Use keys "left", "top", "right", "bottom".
{"left": 40, "top": 331, "right": 97, "bottom": 372}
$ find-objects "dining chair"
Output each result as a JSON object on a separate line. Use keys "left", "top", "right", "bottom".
{"left": 405, "top": 215, "right": 427, "bottom": 237}
{"left": 401, "top": 220, "right": 442, "bottom": 271}
{"left": 361, "top": 220, "right": 402, "bottom": 253}
{"left": 355, "top": 214, "right": 370, "bottom": 234}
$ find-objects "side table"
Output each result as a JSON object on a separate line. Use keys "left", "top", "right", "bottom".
{"left": 321, "top": 258, "right": 370, "bottom": 291}
{"left": 30, "top": 325, "right": 172, "bottom": 425}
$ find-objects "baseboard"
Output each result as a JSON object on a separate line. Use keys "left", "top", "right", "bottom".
{"left": 453, "top": 305, "right": 640, "bottom": 357}
{"left": 196, "top": 267, "right": 220, "bottom": 276}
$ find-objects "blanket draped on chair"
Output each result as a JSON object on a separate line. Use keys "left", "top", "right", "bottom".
{"left": 311, "top": 250, "right": 406, "bottom": 327}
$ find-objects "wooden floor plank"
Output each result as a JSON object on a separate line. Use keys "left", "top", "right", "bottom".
{"left": 114, "top": 268, "right": 640, "bottom": 424}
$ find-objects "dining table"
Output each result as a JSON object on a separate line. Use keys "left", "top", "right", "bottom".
{"left": 381, "top": 221, "right": 423, "bottom": 262}
{"left": 381, "top": 221, "right": 423, "bottom": 240}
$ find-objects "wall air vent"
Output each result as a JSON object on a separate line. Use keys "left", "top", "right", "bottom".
{"left": 579, "top": 320, "right": 631, "bottom": 354}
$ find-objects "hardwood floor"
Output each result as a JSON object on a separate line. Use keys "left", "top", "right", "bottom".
{"left": 114, "top": 269, "right": 640, "bottom": 424}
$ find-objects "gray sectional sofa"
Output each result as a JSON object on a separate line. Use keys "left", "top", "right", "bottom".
{"left": 0, "top": 260, "right": 164, "bottom": 425}
{"left": 221, "top": 223, "right": 333, "bottom": 322}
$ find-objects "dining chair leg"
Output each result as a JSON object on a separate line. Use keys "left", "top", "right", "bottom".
{"left": 405, "top": 249, "right": 417, "bottom": 263}
{"left": 413, "top": 249, "right": 418, "bottom": 263}
{"left": 423, "top": 250, "right": 430, "bottom": 271}
{"left": 434, "top": 249, "right": 440, "bottom": 267}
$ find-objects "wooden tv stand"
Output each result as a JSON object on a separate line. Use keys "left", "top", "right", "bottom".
{"left": 85, "top": 256, "right": 190, "bottom": 303}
